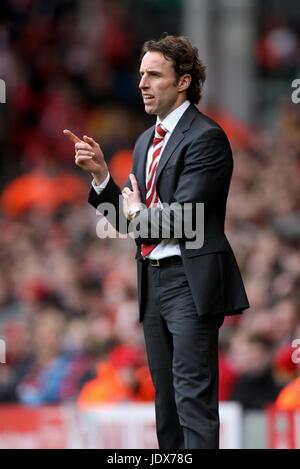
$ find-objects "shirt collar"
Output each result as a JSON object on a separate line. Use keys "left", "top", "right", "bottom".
{"left": 157, "top": 100, "right": 190, "bottom": 134}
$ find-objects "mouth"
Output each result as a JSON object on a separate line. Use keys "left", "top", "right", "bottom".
{"left": 143, "top": 95, "right": 155, "bottom": 103}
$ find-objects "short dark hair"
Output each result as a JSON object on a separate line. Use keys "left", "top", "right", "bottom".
{"left": 141, "top": 35, "right": 206, "bottom": 104}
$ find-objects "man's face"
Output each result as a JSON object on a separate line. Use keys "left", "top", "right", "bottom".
{"left": 139, "top": 51, "right": 187, "bottom": 120}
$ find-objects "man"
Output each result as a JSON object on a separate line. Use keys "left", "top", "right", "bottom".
{"left": 64, "top": 35, "right": 249, "bottom": 449}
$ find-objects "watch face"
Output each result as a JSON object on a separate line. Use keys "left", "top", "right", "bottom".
{"left": 128, "top": 207, "right": 135, "bottom": 220}
{"left": 129, "top": 206, "right": 141, "bottom": 218}
{"left": 130, "top": 209, "right": 137, "bottom": 219}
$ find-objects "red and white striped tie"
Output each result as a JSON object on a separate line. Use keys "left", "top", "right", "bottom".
{"left": 141, "top": 123, "right": 167, "bottom": 258}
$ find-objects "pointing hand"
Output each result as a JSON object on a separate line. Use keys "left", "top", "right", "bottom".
{"left": 63, "top": 129, "right": 108, "bottom": 185}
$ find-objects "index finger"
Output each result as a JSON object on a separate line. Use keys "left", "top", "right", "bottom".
{"left": 129, "top": 173, "right": 139, "bottom": 191}
{"left": 63, "top": 129, "right": 82, "bottom": 144}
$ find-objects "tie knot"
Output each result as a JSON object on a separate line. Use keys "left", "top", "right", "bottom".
{"left": 154, "top": 124, "right": 167, "bottom": 141}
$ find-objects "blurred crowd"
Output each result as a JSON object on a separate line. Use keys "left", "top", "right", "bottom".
{"left": 0, "top": 0, "right": 300, "bottom": 411}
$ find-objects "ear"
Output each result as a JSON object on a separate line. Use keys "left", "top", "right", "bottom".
{"left": 177, "top": 74, "right": 192, "bottom": 93}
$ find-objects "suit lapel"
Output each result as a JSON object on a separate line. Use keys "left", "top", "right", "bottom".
{"left": 135, "top": 104, "right": 198, "bottom": 201}
{"left": 135, "top": 126, "right": 154, "bottom": 202}
{"left": 156, "top": 104, "right": 198, "bottom": 182}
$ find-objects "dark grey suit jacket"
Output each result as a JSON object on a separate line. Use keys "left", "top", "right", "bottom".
{"left": 89, "top": 104, "right": 249, "bottom": 320}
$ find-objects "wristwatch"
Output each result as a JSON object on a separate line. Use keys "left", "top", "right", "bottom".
{"left": 127, "top": 205, "right": 142, "bottom": 221}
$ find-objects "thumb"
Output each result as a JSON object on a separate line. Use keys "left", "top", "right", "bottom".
{"left": 83, "top": 135, "right": 97, "bottom": 147}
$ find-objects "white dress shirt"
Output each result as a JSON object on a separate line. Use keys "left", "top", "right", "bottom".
{"left": 92, "top": 100, "right": 191, "bottom": 259}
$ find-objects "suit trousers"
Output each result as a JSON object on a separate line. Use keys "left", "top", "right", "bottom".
{"left": 142, "top": 258, "right": 224, "bottom": 449}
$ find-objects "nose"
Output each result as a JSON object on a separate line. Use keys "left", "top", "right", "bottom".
{"left": 139, "top": 75, "right": 148, "bottom": 90}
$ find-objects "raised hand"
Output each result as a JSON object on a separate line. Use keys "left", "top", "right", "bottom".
{"left": 122, "top": 173, "right": 143, "bottom": 219}
{"left": 63, "top": 129, "right": 108, "bottom": 185}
